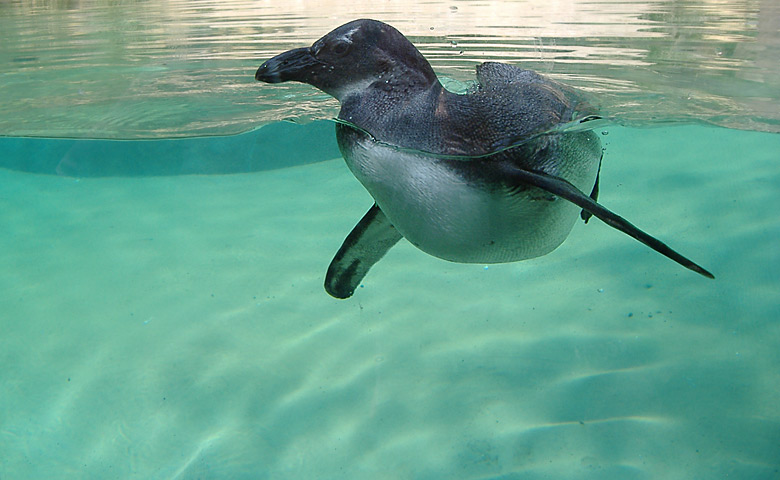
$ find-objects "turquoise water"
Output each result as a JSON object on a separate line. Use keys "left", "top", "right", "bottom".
{"left": 2, "top": 0, "right": 779, "bottom": 137}
{"left": 2, "top": 125, "right": 778, "bottom": 479}
{"left": 2, "top": 2, "right": 780, "bottom": 479}
{"left": 0, "top": 121, "right": 339, "bottom": 176}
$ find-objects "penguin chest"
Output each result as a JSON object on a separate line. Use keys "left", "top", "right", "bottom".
{"left": 336, "top": 129, "right": 599, "bottom": 263}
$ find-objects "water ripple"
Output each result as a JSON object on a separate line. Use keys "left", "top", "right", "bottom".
{"left": 1, "top": 0, "right": 778, "bottom": 138}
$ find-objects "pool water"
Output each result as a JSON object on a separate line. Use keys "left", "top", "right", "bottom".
{"left": 1, "top": 2, "right": 779, "bottom": 479}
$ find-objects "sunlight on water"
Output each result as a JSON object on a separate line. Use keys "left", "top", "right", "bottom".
{"left": 1, "top": 0, "right": 778, "bottom": 138}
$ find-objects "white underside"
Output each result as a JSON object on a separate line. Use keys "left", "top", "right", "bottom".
{"left": 343, "top": 138, "right": 600, "bottom": 264}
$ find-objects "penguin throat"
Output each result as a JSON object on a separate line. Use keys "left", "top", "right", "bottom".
{"left": 337, "top": 82, "right": 446, "bottom": 151}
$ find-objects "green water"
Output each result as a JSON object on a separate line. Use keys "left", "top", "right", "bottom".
{"left": 1, "top": 1, "right": 779, "bottom": 479}
{"left": 1, "top": 125, "right": 778, "bottom": 479}
{"left": 2, "top": 0, "right": 779, "bottom": 137}
{"left": 0, "top": 121, "right": 339, "bottom": 176}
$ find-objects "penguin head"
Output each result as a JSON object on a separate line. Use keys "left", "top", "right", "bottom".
{"left": 256, "top": 19, "right": 438, "bottom": 101}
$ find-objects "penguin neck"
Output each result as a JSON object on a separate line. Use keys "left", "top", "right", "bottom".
{"left": 338, "top": 77, "right": 445, "bottom": 146}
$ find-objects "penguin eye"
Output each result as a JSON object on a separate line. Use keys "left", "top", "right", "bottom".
{"left": 331, "top": 40, "right": 351, "bottom": 56}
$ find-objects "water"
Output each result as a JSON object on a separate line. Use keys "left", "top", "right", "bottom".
{"left": 1, "top": 2, "right": 779, "bottom": 479}
{"left": 1, "top": 0, "right": 779, "bottom": 137}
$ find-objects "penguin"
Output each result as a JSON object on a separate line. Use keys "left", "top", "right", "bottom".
{"left": 255, "top": 19, "right": 713, "bottom": 298}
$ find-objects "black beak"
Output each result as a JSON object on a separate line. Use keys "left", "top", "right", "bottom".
{"left": 255, "top": 47, "right": 318, "bottom": 84}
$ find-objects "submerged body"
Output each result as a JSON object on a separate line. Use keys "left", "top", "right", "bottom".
{"left": 338, "top": 122, "right": 600, "bottom": 263}
{"left": 256, "top": 19, "right": 712, "bottom": 298}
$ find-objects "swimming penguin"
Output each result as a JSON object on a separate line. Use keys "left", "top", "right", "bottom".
{"left": 255, "top": 19, "right": 713, "bottom": 298}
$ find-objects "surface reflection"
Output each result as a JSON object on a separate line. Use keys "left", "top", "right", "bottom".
{"left": 0, "top": 0, "right": 777, "bottom": 138}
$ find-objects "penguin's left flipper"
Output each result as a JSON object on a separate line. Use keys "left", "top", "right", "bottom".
{"left": 503, "top": 165, "right": 715, "bottom": 279}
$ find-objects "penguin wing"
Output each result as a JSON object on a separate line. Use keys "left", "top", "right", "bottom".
{"left": 500, "top": 164, "right": 715, "bottom": 279}
{"left": 325, "top": 204, "right": 404, "bottom": 298}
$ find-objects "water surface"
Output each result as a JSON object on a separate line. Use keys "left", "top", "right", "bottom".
{"left": 1, "top": 0, "right": 779, "bottom": 138}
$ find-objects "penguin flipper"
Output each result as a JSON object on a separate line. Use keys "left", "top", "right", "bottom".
{"left": 503, "top": 165, "right": 715, "bottom": 279}
{"left": 580, "top": 153, "right": 602, "bottom": 223}
{"left": 325, "top": 204, "right": 403, "bottom": 298}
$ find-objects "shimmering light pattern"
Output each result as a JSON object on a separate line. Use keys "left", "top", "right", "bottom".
{"left": 1, "top": 0, "right": 778, "bottom": 138}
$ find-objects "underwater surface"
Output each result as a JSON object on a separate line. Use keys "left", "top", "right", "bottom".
{"left": 1, "top": 1, "right": 779, "bottom": 479}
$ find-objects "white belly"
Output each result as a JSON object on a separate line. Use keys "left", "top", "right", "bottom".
{"left": 340, "top": 135, "right": 600, "bottom": 263}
